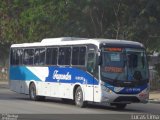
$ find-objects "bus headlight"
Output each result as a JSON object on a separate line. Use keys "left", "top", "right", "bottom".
{"left": 105, "top": 87, "right": 112, "bottom": 93}
{"left": 102, "top": 86, "right": 113, "bottom": 93}
{"left": 101, "top": 81, "right": 113, "bottom": 93}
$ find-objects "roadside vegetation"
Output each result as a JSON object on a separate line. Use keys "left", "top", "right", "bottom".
{"left": 0, "top": 0, "right": 160, "bottom": 85}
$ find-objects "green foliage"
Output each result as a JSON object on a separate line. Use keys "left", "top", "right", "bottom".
{"left": 0, "top": 0, "right": 160, "bottom": 53}
{"left": 155, "top": 62, "right": 160, "bottom": 77}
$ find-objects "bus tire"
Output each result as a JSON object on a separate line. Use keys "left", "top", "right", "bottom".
{"left": 115, "top": 103, "right": 127, "bottom": 109}
{"left": 74, "top": 86, "right": 87, "bottom": 108}
{"left": 29, "top": 83, "right": 45, "bottom": 101}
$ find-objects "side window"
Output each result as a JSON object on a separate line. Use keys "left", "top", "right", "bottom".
{"left": 34, "top": 48, "right": 45, "bottom": 65}
{"left": 71, "top": 47, "right": 86, "bottom": 65}
{"left": 52, "top": 48, "right": 58, "bottom": 65}
{"left": 65, "top": 48, "right": 71, "bottom": 65}
{"left": 11, "top": 49, "right": 17, "bottom": 65}
{"left": 39, "top": 48, "right": 45, "bottom": 65}
{"left": 72, "top": 47, "right": 79, "bottom": 65}
{"left": 34, "top": 49, "right": 40, "bottom": 65}
{"left": 17, "top": 49, "right": 23, "bottom": 65}
{"left": 58, "top": 48, "right": 65, "bottom": 65}
{"left": 79, "top": 47, "right": 86, "bottom": 65}
{"left": 46, "top": 48, "right": 58, "bottom": 65}
{"left": 58, "top": 47, "right": 71, "bottom": 65}
{"left": 87, "top": 52, "right": 98, "bottom": 78}
{"left": 87, "top": 53, "right": 95, "bottom": 74}
{"left": 10, "top": 49, "right": 23, "bottom": 65}
{"left": 23, "top": 49, "right": 34, "bottom": 65}
{"left": 46, "top": 48, "right": 52, "bottom": 65}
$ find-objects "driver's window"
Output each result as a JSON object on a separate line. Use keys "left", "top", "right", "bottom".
{"left": 87, "top": 53, "right": 95, "bottom": 74}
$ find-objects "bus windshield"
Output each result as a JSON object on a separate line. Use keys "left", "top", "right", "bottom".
{"left": 101, "top": 47, "right": 149, "bottom": 83}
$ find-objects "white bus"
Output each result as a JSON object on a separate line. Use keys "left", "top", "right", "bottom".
{"left": 9, "top": 37, "right": 149, "bottom": 109}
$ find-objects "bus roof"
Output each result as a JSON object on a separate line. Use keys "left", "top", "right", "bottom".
{"left": 11, "top": 37, "right": 144, "bottom": 48}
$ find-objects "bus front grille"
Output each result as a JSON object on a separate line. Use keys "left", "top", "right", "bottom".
{"left": 113, "top": 96, "right": 140, "bottom": 103}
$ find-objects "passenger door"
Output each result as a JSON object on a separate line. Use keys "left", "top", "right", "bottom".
{"left": 86, "top": 51, "right": 97, "bottom": 101}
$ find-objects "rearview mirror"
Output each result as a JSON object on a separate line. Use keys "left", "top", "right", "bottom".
{"left": 97, "top": 55, "right": 102, "bottom": 65}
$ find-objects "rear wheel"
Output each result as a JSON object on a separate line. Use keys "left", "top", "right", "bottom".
{"left": 29, "top": 83, "right": 45, "bottom": 101}
{"left": 74, "top": 86, "right": 87, "bottom": 108}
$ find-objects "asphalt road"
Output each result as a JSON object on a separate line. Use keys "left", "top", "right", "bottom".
{"left": 0, "top": 83, "right": 160, "bottom": 120}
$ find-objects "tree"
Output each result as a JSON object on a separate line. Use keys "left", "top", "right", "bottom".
{"left": 1, "top": 0, "right": 160, "bottom": 53}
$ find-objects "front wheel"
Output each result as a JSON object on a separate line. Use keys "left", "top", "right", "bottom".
{"left": 74, "top": 86, "right": 87, "bottom": 108}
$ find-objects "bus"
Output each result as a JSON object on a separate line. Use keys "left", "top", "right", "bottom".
{"left": 9, "top": 37, "right": 149, "bottom": 109}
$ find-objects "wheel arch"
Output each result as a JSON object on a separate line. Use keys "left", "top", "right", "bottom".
{"left": 29, "top": 80, "right": 37, "bottom": 92}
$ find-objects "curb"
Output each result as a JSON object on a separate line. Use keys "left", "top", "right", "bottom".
{"left": 0, "top": 81, "right": 8, "bottom": 88}
{"left": 149, "top": 99, "right": 160, "bottom": 104}
{"left": 0, "top": 81, "right": 8, "bottom": 84}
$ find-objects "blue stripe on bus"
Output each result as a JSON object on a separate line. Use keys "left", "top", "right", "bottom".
{"left": 9, "top": 66, "right": 40, "bottom": 81}
{"left": 45, "top": 66, "right": 99, "bottom": 85}
{"left": 9, "top": 66, "right": 99, "bottom": 85}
